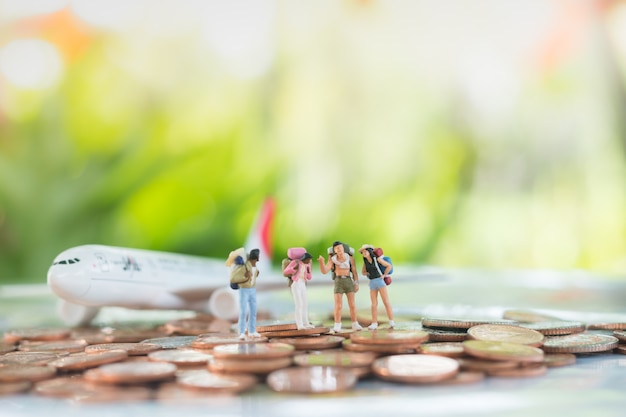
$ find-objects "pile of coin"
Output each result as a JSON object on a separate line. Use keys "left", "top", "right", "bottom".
{"left": 1, "top": 310, "right": 625, "bottom": 401}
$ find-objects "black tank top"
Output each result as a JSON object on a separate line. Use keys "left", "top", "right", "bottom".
{"left": 364, "top": 258, "right": 382, "bottom": 279}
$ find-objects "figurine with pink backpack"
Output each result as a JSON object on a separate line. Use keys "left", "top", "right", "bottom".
{"left": 282, "top": 247, "right": 315, "bottom": 330}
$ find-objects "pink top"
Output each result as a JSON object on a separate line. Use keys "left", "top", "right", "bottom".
{"left": 283, "top": 260, "right": 312, "bottom": 282}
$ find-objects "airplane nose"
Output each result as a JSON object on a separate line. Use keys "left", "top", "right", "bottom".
{"left": 47, "top": 265, "right": 91, "bottom": 302}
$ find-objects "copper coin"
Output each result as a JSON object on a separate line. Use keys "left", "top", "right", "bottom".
{"left": 487, "top": 364, "right": 547, "bottom": 378}
{"left": 501, "top": 309, "right": 560, "bottom": 323}
{"left": 142, "top": 336, "right": 198, "bottom": 349}
{"left": 208, "top": 356, "right": 292, "bottom": 374}
{"left": 0, "top": 343, "right": 16, "bottom": 355}
{"left": 613, "top": 330, "right": 626, "bottom": 343}
{"left": 372, "top": 354, "right": 459, "bottom": 384}
{"left": 463, "top": 340, "right": 544, "bottom": 363}
{"left": 259, "top": 327, "right": 329, "bottom": 338}
{"left": 543, "top": 353, "right": 577, "bottom": 367}
{"left": 85, "top": 342, "right": 161, "bottom": 356}
{"left": 350, "top": 330, "right": 429, "bottom": 345}
{"left": 420, "top": 342, "right": 466, "bottom": 358}
{"left": 423, "top": 328, "right": 468, "bottom": 342}
{"left": 0, "top": 381, "right": 31, "bottom": 395}
{"left": 255, "top": 322, "right": 298, "bottom": 332}
{"left": 467, "top": 324, "right": 544, "bottom": 347}
{"left": 148, "top": 349, "right": 213, "bottom": 366}
{"left": 293, "top": 351, "right": 377, "bottom": 368}
{"left": 176, "top": 369, "right": 257, "bottom": 393}
{"left": 422, "top": 317, "right": 514, "bottom": 330}
{"left": 100, "top": 326, "right": 167, "bottom": 343}
{"left": 269, "top": 336, "right": 344, "bottom": 350}
{"left": 3, "top": 327, "right": 71, "bottom": 344}
{"left": 190, "top": 334, "right": 266, "bottom": 349}
{"left": 164, "top": 318, "right": 228, "bottom": 336}
{"left": 34, "top": 376, "right": 152, "bottom": 402}
{"left": 431, "top": 371, "right": 485, "bottom": 386}
{"left": 342, "top": 339, "right": 417, "bottom": 354}
{"left": 267, "top": 366, "right": 358, "bottom": 394}
{"left": 612, "top": 345, "right": 626, "bottom": 355}
{"left": 457, "top": 357, "right": 520, "bottom": 372}
{"left": 18, "top": 339, "right": 88, "bottom": 353}
{"left": 49, "top": 350, "right": 128, "bottom": 371}
{"left": 212, "top": 342, "right": 295, "bottom": 360}
{"left": 519, "top": 321, "right": 586, "bottom": 336}
{"left": 84, "top": 361, "right": 177, "bottom": 384}
{"left": 542, "top": 333, "right": 619, "bottom": 353}
{"left": 0, "top": 351, "right": 68, "bottom": 366}
{"left": 587, "top": 322, "right": 626, "bottom": 331}
{"left": 0, "top": 365, "right": 56, "bottom": 382}
{"left": 70, "top": 328, "right": 113, "bottom": 344}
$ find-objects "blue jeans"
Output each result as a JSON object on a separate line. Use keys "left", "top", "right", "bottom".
{"left": 238, "top": 288, "right": 257, "bottom": 334}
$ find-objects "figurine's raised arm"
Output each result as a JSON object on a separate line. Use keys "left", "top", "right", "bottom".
{"left": 318, "top": 255, "right": 332, "bottom": 274}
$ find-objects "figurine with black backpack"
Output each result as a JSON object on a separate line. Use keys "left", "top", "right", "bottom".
{"left": 318, "top": 241, "right": 362, "bottom": 334}
{"left": 358, "top": 244, "right": 395, "bottom": 330}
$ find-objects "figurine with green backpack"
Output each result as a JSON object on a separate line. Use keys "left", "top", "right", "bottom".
{"left": 358, "top": 244, "right": 395, "bottom": 330}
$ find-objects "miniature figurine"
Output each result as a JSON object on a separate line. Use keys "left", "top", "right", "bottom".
{"left": 358, "top": 244, "right": 395, "bottom": 330}
{"left": 318, "top": 241, "right": 362, "bottom": 333}
{"left": 283, "top": 247, "right": 315, "bottom": 330}
{"left": 226, "top": 247, "right": 261, "bottom": 339}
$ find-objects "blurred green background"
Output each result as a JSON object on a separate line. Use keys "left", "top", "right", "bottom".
{"left": 1, "top": 0, "right": 626, "bottom": 283}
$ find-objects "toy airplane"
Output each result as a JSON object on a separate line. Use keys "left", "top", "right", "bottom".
{"left": 47, "top": 199, "right": 279, "bottom": 326}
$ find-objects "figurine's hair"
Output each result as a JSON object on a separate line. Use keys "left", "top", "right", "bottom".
{"left": 248, "top": 248, "right": 260, "bottom": 261}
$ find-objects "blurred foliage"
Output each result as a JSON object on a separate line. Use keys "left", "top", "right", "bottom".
{"left": 1, "top": 1, "right": 626, "bottom": 283}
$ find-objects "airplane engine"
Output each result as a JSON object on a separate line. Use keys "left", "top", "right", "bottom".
{"left": 57, "top": 299, "right": 100, "bottom": 326}
{"left": 208, "top": 287, "right": 239, "bottom": 321}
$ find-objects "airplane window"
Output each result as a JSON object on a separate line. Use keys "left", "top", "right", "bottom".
{"left": 74, "top": 258, "right": 80, "bottom": 263}
{"left": 68, "top": 259, "right": 75, "bottom": 264}
{"left": 59, "top": 260, "right": 67, "bottom": 264}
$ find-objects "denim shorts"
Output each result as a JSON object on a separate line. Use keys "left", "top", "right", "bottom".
{"left": 369, "top": 277, "right": 386, "bottom": 291}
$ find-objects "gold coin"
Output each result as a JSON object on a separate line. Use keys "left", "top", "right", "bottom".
{"left": 0, "top": 381, "right": 31, "bottom": 395}
{"left": 467, "top": 324, "right": 544, "bottom": 347}
{"left": 419, "top": 342, "right": 466, "bottom": 358}
{"left": 462, "top": 340, "right": 544, "bottom": 363}
{"left": 422, "top": 317, "right": 514, "bottom": 330}
{"left": 49, "top": 350, "right": 129, "bottom": 371}
{"left": 212, "top": 342, "right": 295, "bottom": 360}
{"left": 543, "top": 353, "right": 577, "bottom": 367}
{"left": 519, "top": 321, "right": 585, "bottom": 336}
{"left": 541, "top": 333, "right": 619, "bottom": 354}
{"left": 422, "top": 328, "right": 468, "bottom": 342}
{"left": 458, "top": 357, "right": 520, "bottom": 372}
{"left": 84, "top": 361, "right": 177, "bottom": 384}
{"left": 267, "top": 366, "right": 358, "bottom": 394}
{"left": 259, "top": 327, "right": 329, "bottom": 338}
{"left": 372, "top": 354, "right": 459, "bottom": 384}
{"left": 293, "top": 351, "right": 377, "bottom": 368}
{"left": 3, "top": 327, "right": 71, "bottom": 344}
{"left": 342, "top": 339, "right": 417, "bottom": 354}
{"left": 148, "top": 349, "right": 213, "bottom": 366}
{"left": 17, "top": 339, "right": 88, "bottom": 353}
{"left": 350, "top": 330, "right": 429, "bottom": 345}
{"left": 487, "top": 363, "right": 547, "bottom": 378}
{"left": 268, "top": 336, "right": 344, "bottom": 350}
{"left": 0, "top": 365, "right": 56, "bottom": 382}
{"left": 85, "top": 343, "right": 161, "bottom": 356}
{"left": 501, "top": 309, "right": 560, "bottom": 323}
{"left": 176, "top": 369, "right": 257, "bottom": 393}
{"left": 208, "top": 356, "right": 292, "bottom": 374}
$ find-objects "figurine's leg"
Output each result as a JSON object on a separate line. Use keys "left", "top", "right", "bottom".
{"left": 346, "top": 292, "right": 362, "bottom": 330}
{"left": 248, "top": 290, "right": 259, "bottom": 336}
{"left": 369, "top": 289, "right": 379, "bottom": 330}
{"left": 291, "top": 280, "right": 305, "bottom": 329}
{"left": 238, "top": 290, "right": 248, "bottom": 337}
{"left": 332, "top": 292, "right": 343, "bottom": 332}
{"left": 379, "top": 285, "right": 394, "bottom": 327}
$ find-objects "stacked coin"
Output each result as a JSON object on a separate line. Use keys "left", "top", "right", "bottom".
{"left": 3, "top": 310, "right": 626, "bottom": 400}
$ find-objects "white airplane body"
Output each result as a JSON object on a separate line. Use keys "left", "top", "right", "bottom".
{"left": 47, "top": 200, "right": 278, "bottom": 326}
